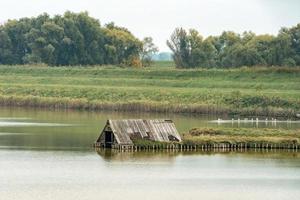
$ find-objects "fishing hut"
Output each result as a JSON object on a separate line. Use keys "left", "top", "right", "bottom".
{"left": 94, "top": 119, "right": 181, "bottom": 149}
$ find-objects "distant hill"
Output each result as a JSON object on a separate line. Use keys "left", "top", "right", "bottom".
{"left": 151, "top": 52, "right": 173, "bottom": 61}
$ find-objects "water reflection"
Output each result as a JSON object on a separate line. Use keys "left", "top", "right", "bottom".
{"left": 95, "top": 148, "right": 300, "bottom": 162}
{"left": 0, "top": 121, "right": 71, "bottom": 127}
{"left": 0, "top": 106, "right": 299, "bottom": 150}
{"left": 96, "top": 148, "right": 180, "bottom": 162}
{"left": 1, "top": 107, "right": 300, "bottom": 200}
{"left": 1, "top": 148, "right": 300, "bottom": 200}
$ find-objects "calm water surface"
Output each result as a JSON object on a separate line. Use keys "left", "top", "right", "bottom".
{"left": 0, "top": 107, "right": 300, "bottom": 200}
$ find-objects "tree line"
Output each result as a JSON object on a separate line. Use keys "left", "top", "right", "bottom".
{"left": 1, "top": 11, "right": 299, "bottom": 68}
{"left": 167, "top": 25, "right": 300, "bottom": 68}
{"left": 0, "top": 11, "right": 157, "bottom": 66}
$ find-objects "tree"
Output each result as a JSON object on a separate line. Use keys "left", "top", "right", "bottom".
{"left": 167, "top": 28, "right": 191, "bottom": 68}
{"left": 281, "top": 24, "right": 300, "bottom": 65}
{"left": 167, "top": 28, "right": 219, "bottom": 68}
{"left": 103, "top": 23, "right": 142, "bottom": 66}
{"left": 0, "top": 12, "right": 146, "bottom": 66}
{"left": 140, "top": 37, "right": 158, "bottom": 67}
{"left": 0, "top": 30, "right": 13, "bottom": 64}
{"left": 4, "top": 19, "right": 32, "bottom": 64}
{"left": 167, "top": 24, "right": 300, "bottom": 68}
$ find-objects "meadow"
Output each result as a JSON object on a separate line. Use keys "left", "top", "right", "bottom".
{"left": 0, "top": 62, "right": 299, "bottom": 117}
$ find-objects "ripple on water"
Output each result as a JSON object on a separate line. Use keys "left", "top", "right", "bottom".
{"left": 0, "top": 121, "right": 72, "bottom": 127}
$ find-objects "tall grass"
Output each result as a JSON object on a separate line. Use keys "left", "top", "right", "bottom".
{"left": 0, "top": 64, "right": 299, "bottom": 116}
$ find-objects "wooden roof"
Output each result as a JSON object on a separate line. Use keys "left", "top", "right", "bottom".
{"left": 104, "top": 119, "right": 181, "bottom": 144}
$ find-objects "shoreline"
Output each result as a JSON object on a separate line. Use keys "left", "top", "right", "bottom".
{"left": 0, "top": 95, "right": 298, "bottom": 118}
{"left": 181, "top": 127, "right": 300, "bottom": 149}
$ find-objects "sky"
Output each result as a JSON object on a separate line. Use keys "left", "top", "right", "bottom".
{"left": 1, "top": 0, "right": 300, "bottom": 51}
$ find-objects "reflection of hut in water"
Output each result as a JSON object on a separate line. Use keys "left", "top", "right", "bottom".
{"left": 95, "top": 148, "right": 181, "bottom": 162}
{"left": 94, "top": 119, "right": 181, "bottom": 149}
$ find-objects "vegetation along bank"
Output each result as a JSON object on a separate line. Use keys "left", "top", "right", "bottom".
{"left": 181, "top": 127, "right": 300, "bottom": 150}
{"left": 0, "top": 64, "right": 299, "bottom": 117}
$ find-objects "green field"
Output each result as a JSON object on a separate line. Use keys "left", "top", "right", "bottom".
{"left": 0, "top": 63, "right": 299, "bottom": 117}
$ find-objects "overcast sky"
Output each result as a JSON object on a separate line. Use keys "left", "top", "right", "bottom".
{"left": 1, "top": 0, "right": 300, "bottom": 51}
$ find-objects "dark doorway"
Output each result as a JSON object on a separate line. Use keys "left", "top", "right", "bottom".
{"left": 104, "top": 131, "right": 114, "bottom": 148}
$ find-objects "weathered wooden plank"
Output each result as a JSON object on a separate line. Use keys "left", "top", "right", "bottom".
{"left": 98, "top": 119, "right": 181, "bottom": 146}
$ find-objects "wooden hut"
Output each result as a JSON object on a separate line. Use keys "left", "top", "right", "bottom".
{"left": 94, "top": 119, "right": 181, "bottom": 149}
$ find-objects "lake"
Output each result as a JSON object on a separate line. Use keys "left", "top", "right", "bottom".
{"left": 0, "top": 107, "right": 300, "bottom": 200}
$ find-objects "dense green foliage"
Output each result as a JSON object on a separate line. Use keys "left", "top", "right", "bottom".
{"left": 167, "top": 24, "right": 300, "bottom": 68}
{"left": 2, "top": 11, "right": 299, "bottom": 68}
{"left": 0, "top": 12, "right": 157, "bottom": 66}
{"left": 0, "top": 64, "right": 299, "bottom": 116}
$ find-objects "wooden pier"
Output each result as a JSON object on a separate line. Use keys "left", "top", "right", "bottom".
{"left": 94, "top": 142, "right": 300, "bottom": 151}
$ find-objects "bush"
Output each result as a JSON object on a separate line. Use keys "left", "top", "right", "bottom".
{"left": 282, "top": 58, "right": 296, "bottom": 67}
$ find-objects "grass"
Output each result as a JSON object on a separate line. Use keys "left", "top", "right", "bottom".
{"left": 183, "top": 128, "right": 300, "bottom": 146}
{"left": 0, "top": 63, "right": 299, "bottom": 117}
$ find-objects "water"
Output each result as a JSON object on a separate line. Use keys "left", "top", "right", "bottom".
{"left": 0, "top": 107, "right": 300, "bottom": 200}
{"left": 0, "top": 107, "right": 299, "bottom": 150}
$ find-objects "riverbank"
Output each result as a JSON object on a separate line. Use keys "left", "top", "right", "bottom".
{"left": 181, "top": 127, "right": 300, "bottom": 149}
{"left": 0, "top": 64, "right": 299, "bottom": 117}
